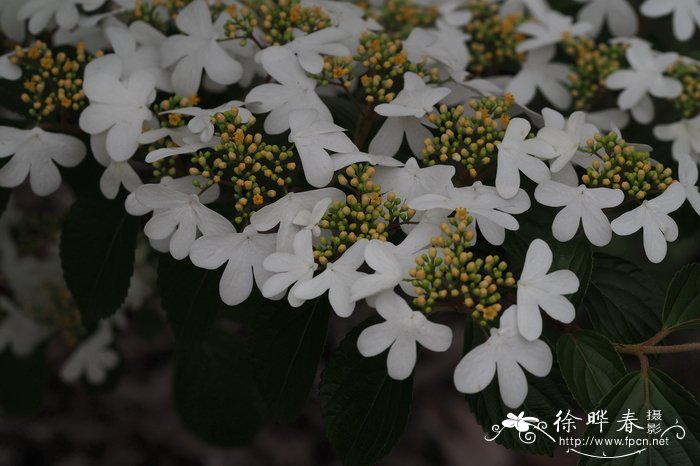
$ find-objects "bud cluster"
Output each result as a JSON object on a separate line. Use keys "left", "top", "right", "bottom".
{"left": 224, "top": 3, "right": 259, "bottom": 44}
{"left": 581, "top": 132, "right": 675, "bottom": 200}
{"left": 410, "top": 208, "right": 515, "bottom": 322}
{"left": 563, "top": 35, "right": 626, "bottom": 111}
{"left": 242, "top": 0, "right": 330, "bottom": 46}
{"left": 424, "top": 95, "right": 513, "bottom": 178}
{"left": 148, "top": 95, "right": 201, "bottom": 179}
{"left": 465, "top": 0, "right": 525, "bottom": 75}
{"left": 13, "top": 41, "right": 89, "bottom": 122}
{"left": 314, "top": 165, "right": 414, "bottom": 262}
{"left": 192, "top": 109, "right": 298, "bottom": 223}
{"left": 378, "top": 0, "right": 439, "bottom": 38}
{"left": 312, "top": 56, "right": 355, "bottom": 87}
{"left": 667, "top": 60, "right": 700, "bottom": 119}
{"left": 355, "top": 32, "right": 434, "bottom": 103}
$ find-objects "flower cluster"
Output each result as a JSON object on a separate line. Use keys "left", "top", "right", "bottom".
{"left": 1, "top": 0, "right": 699, "bottom": 417}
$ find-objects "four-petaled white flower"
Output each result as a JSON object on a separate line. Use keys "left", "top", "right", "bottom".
{"left": 403, "top": 21, "right": 470, "bottom": 82}
{"left": 18, "top": 0, "right": 107, "bottom": 34}
{"left": 79, "top": 70, "right": 156, "bottom": 161}
{"left": 161, "top": 100, "right": 251, "bottom": 143}
{"left": 250, "top": 188, "right": 345, "bottom": 252}
{"left": 60, "top": 323, "right": 119, "bottom": 385}
{"left": 653, "top": 115, "right": 700, "bottom": 161}
{"left": 537, "top": 109, "right": 598, "bottom": 174}
{"left": 605, "top": 44, "right": 682, "bottom": 124}
{"left": 610, "top": 183, "right": 687, "bottom": 263}
{"left": 246, "top": 46, "right": 332, "bottom": 134}
{"left": 0, "top": 126, "right": 86, "bottom": 196}
{"left": 293, "top": 197, "right": 334, "bottom": 236}
{"left": 357, "top": 291, "right": 452, "bottom": 380}
{"left": 495, "top": 118, "right": 556, "bottom": 199}
{"left": 678, "top": 154, "right": 700, "bottom": 215}
{"left": 516, "top": 239, "right": 580, "bottom": 341}
{"left": 640, "top": 0, "right": 700, "bottom": 42}
{"left": 575, "top": 0, "right": 638, "bottom": 37}
{"left": 288, "top": 109, "right": 358, "bottom": 187}
{"left": 133, "top": 181, "right": 232, "bottom": 260}
{"left": 294, "top": 239, "right": 368, "bottom": 317}
{"left": 517, "top": 10, "right": 592, "bottom": 53}
{"left": 409, "top": 182, "right": 531, "bottom": 245}
{"left": 506, "top": 46, "right": 571, "bottom": 110}
{"left": 190, "top": 225, "right": 277, "bottom": 306}
{"left": 286, "top": 27, "right": 352, "bottom": 74}
{"left": 91, "top": 132, "right": 142, "bottom": 199}
{"left": 453, "top": 305, "right": 553, "bottom": 408}
{"left": 535, "top": 180, "right": 624, "bottom": 246}
{"left": 372, "top": 157, "right": 455, "bottom": 203}
{"left": 161, "top": 0, "right": 243, "bottom": 96}
{"left": 262, "top": 230, "right": 318, "bottom": 307}
{"left": 369, "top": 72, "right": 451, "bottom": 157}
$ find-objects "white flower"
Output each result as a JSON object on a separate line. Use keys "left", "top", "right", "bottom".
{"left": 0, "top": 127, "right": 86, "bottom": 196}
{"left": 18, "top": 0, "right": 107, "bottom": 34}
{"left": 640, "top": 0, "right": 700, "bottom": 42}
{"left": 351, "top": 225, "right": 435, "bottom": 300}
{"left": 250, "top": 188, "right": 345, "bottom": 252}
{"left": 246, "top": 46, "right": 331, "bottom": 135}
{"left": 0, "top": 0, "right": 26, "bottom": 43}
{"left": 611, "top": 183, "right": 687, "bottom": 263}
{"left": 535, "top": 180, "right": 624, "bottom": 246}
{"left": 403, "top": 21, "right": 470, "bottom": 82}
{"left": 190, "top": 225, "right": 277, "bottom": 306}
{"left": 605, "top": 44, "right": 682, "bottom": 124}
{"left": 502, "top": 412, "right": 540, "bottom": 432}
{"left": 61, "top": 323, "right": 119, "bottom": 385}
{"left": 161, "top": 0, "right": 243, "bottom": 96}
{"left": 506, "top": 46, "right": 571, "bottom": 110}
{"left": 79, "top": 70, "right": 156, "bottom": 161}
{"left": 262, "top": 229, "right": 318, "bottom": 307}
{"left": 575, "top": 0, "right": 638, "bottom": 37}
{"left": 91, "top": 132, "right": 142, "bottom": 199}
{"left": 294, "top": 239, "right": 368, "bottom": 317}
{"left": 653, "top": 115, "right": 700, "bottom": 161}
{"left": 678, "top": 154, "right": 700, "bottom": 215}
{"left": 141, "top": 126, "right": 219, "bottom": 163}
{"left": 517, "top": 10, "right": 592, "bottom": 53}
{"left": 369, "top": 73, "right": 451, "bottom": 157}
{"left": 288, "top": 109, "right": 357, "bottom": 187}
{"left": 330, "top": 151, "right": 406, "bottom": 170}
{"left": 357, "top": 291, "right": 452, "bottom": 380}
{"left": 516, "top": 239, "right": 580, "bottom": 340}
{"left": 0, "top": 51, "right": 21, "bottom": 81}
{"left": 495, "top": 118, "right": 556, "bottom": 199}
{"left": 537, "top": 109, "right": 598, "bottom": 173}
{"left": 371, "top": 157, "right": 455, "bottom": 203}
{"left": 133, "top": 181, "right": 232, "bottom": 260}
{"left": 293, "top": 197, "right": 334, "bottom": 236}
{"left": 286, "top": 27, "right": 351, "bottom": 74}
{"left": 409, "top": 182, "right": 531, "bottom": 246}
{"left": 0, "top": 297, "right": 49, "bottom": 357}
{"left": 161, "top": 100, "right": 251, "bottom": 143}
{"left": 302, "top": 0, "right": 381, "bottom": 44}
{"left": 453, "top": 305, "right": 552, "bottom": 408}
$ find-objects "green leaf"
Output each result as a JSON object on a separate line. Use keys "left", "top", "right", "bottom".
{"left": 663, "top": 263, "right": 700, "bottom": 331}
{"left": 60, "top": 194, "right": 139, "bottom": 324}
{"left": 556, "top": 330, "right": 627, "bottom": 411}
{"left": 157, "top": 255, "right": 221, "bottom": 343}
{"left": 0, "top": 346, "right": 48, "bottom": 417}
{"left": 320, "top": 319, "right": 413, "bottom": 466}
{"left": 579, "top": 369, "right": 700, "bottom": 465}
{"left": 583, "top": 254, "right": 663, "bottom": 344}
{"left": 463, "top": 319, "right": 571, "bottom": 455}
{"left": 173, "top": 328, "right": 265, "bottom": 447}
{"left": 248, "top": 295, "right": 330, "bottom": 422}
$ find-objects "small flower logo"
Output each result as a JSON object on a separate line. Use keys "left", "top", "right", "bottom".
{"left": 502, "top": 411, "right": 540, "bottom": 432}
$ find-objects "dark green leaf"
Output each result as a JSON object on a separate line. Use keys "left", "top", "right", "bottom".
{"left": 556, "top": 330, "right": 626, "bottom": 411}
{"left": 60, "top": 194, "right": 138, "bottom": 324}
{"left": 0, "top": 346, "right": 48, "bottom": 417}
{"left": 663, "top": 263, "right": 700, "bottom": 331}
{"left": 320, "top": 319, "right": 413, "bottom": 466}
{"left": 463, "top": 319, "right": 571, "bottom": 455}
{"left": 248, "top": 295, "right": 330, "bottom": 422}
{"left": 173, "top": 328, "right": 265, "bottom": 447}
{"left": 157, "top": 255, "right": 221, "bottom": 343}
{"left": 583, "top": 254, "right": 663, "bottom": 344}
{"left": 580, "top": 369, "right": 700, "bottom": 465}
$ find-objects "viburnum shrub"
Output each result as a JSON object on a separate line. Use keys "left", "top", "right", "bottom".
{"left": 1, "top": 0, "right": 700, "bottom": 463}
